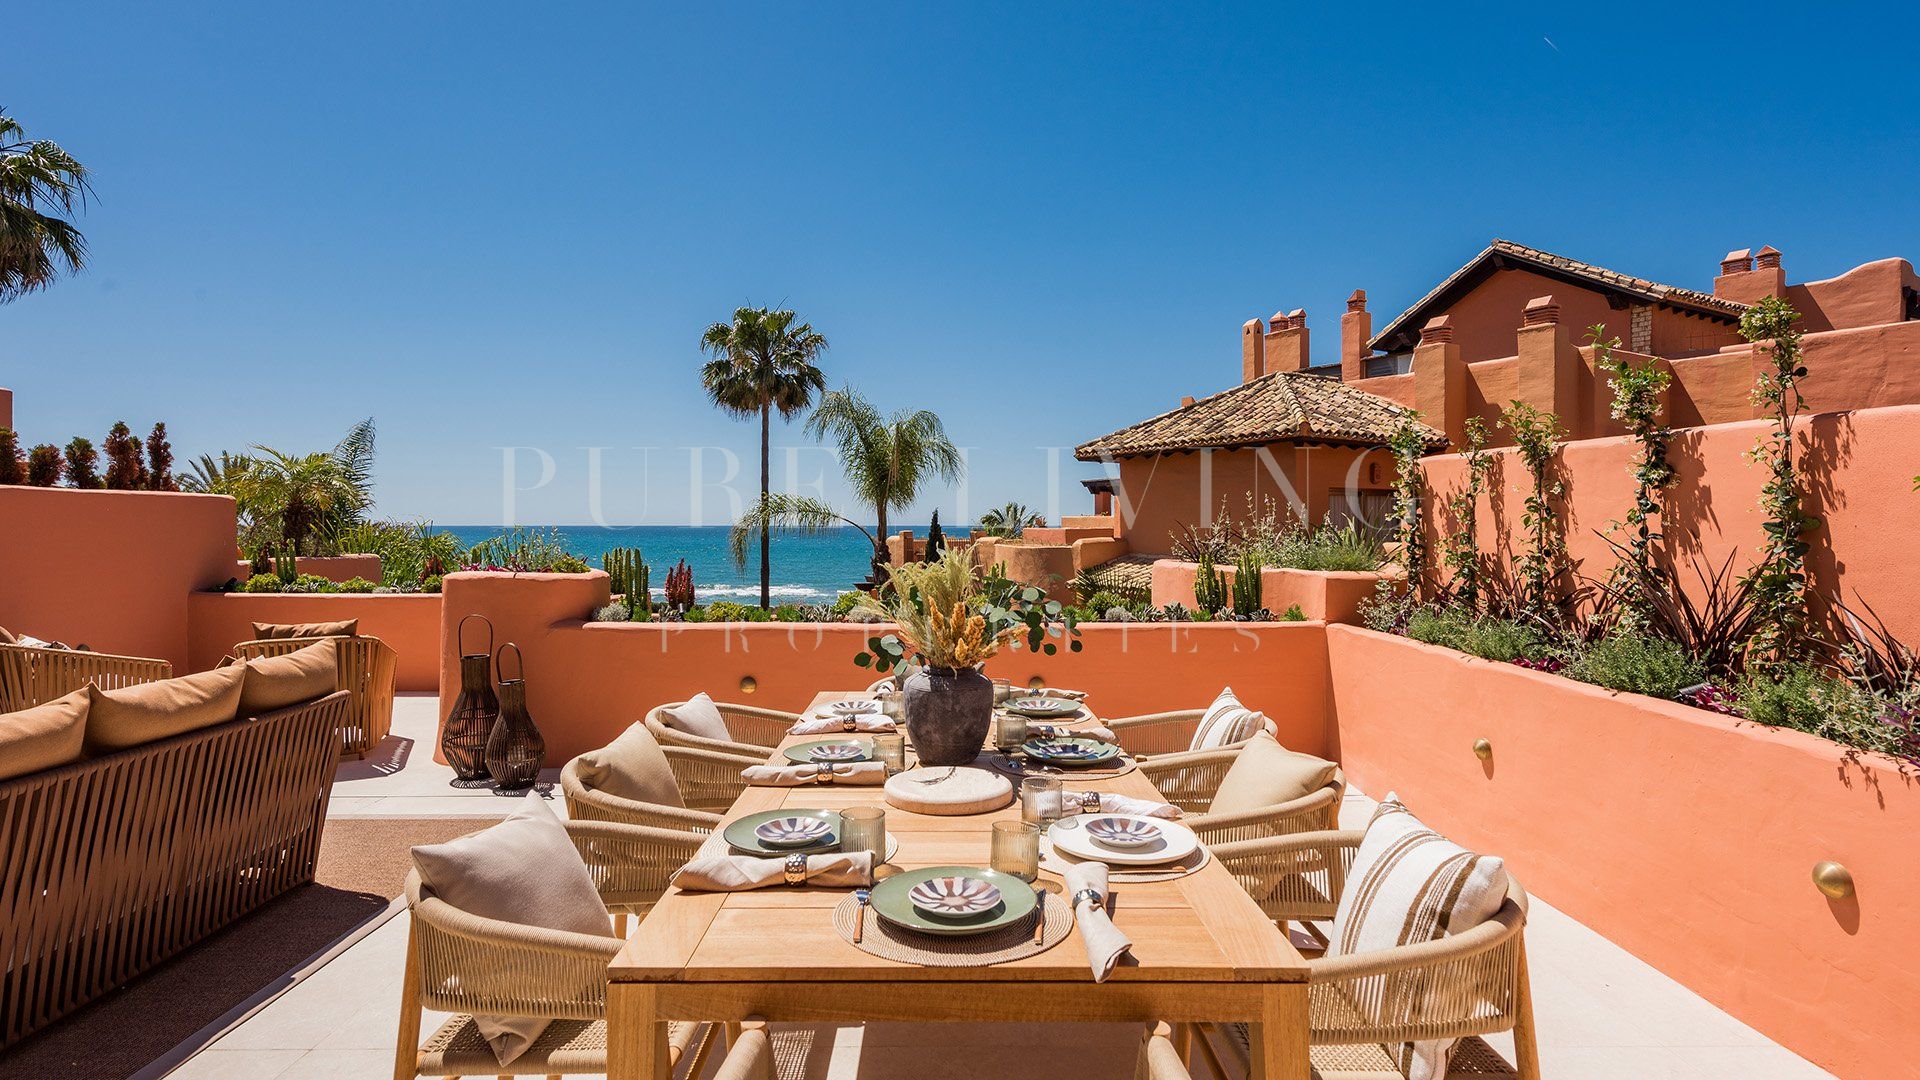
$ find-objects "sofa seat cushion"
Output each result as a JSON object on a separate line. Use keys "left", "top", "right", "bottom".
{"left": 659, "top": 692, "right": 730, "bottom": 742}
{"left": 237, "top": 638, "right": 339, "bottom": 717}
{"left": 1208, "top": 730, "right": 1337, "bottom": 816}
{"left": 84, "top": 665, "right": 246, "bottom": 754}
{"left": 0, "top": 688, "right": 91, "bottom": 781}
{"left": 250, "top": 619, "right": 358, "bottom": 640}
{"left": 571, "top": 722, "right": 685, "bottom": 808}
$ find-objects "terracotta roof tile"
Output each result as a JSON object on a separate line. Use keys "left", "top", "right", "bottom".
{"left": 1075, "top": 371, "right": 1445, "bottom": 460}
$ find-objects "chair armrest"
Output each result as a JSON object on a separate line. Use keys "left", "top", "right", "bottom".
{"left": 1102, "top": 710, "right": 1207, "bottom": 756}
{"left": 562, "top": 766, "right": 725, "bottom": 834}
{"left": 662, "top": 745, "right": 756, "bottom": 811}
{"left": 1211, "top": 829, "right": 1362, "bottom": 924}
{"left": 645, "top": 713, "right": 778, "bottom": 758}
{"left": 407, "top": 872, "right": 623, "bottom": 1020}
{"left": 1184, "top": 783, "right": 1342, "bottom": 844}
{"left": 715, "top": 703, "right": 805, "bottom": 748}
{"left": 1135, "top": 746, "right": 1240, "bottom": 814}
{"left": 563, "top": 819, "right": 706, "bottom": 914}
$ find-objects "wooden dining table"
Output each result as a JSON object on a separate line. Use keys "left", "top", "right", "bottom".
{"left": 606, "top": 690, "right": 1311, "bottom": 1078}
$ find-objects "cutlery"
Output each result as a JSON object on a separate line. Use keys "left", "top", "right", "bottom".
{"left": 1032, "top": 884, "right": 1047, "bottom": 944}
{"left": 853, "top": 888, "right": 872, "bottom": 943}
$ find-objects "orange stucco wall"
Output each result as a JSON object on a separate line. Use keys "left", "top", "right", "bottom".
{"left": 1403, "top": 266, "right": 1744, "bottom": 365}
{"left": 1421, "top": 403, "right": 1920, "bottom": 645}
{"left": 1787, "top": 257, "right": 1920, "bottom": 334}
{"left": 1114, "top": 445, "right": 1395, "bottom": 555}
{"left": 1149, "top": 560, "right": 1386, "bottom": 623}
{"left": 0, "top": 487, "right": 237, "bottom": 668}
{"left": 1326, "top": 625, "right": 1916, "bottom": 1080}
{"left": 188, "top": 591, "right": 443, "bottom": 690}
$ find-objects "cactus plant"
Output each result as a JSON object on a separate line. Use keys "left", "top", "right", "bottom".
{"left": 274, "top": 546, "right": 298, "bottom": 586}
{"left": 664, "top": 559, "right": 695, "bottom": 613}
{"left": 1232, "top": 551, "right": 1265, "bottom": 616}
{"left": 603, "top": 547, "right": 652, "bottom": 620}
{"left": 1192, "top": 550, "right": 1228, "bottom": 614}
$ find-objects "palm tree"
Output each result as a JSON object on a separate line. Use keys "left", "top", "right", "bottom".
{"left": 1, "top": 109, "right": 92, "bottom": 303}
{"left": 730, "top": 388, "right": 964, "bottom": 584}
{"left": 229, "top": 448, "right": 370, "bottom": 556}
{"left": 978, "top": 502, "right": 1045, "bottom": 538}
{"left": 700, "top": 307, "right": 828, "bottom": 608}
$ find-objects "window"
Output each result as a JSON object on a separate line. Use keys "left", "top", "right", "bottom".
{"left": 1326, "top": 488, "right": 1397, "bottom": 540}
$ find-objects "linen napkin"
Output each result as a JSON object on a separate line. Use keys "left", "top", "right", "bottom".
{"left": 790, "top": 714, "right": 897, "bottom": 735}
{"left": 1031, "top": 722, "right": 1118, "bottom": 743}
{"left": 671, "top": 851, "right": 873, "bottom": 891}
{"left": 1064, "top": 862, "right": 1132, "bottom": 981}
{"left": 1075, "top": 792, "right": 1181, "bottom": 819}
{"left": 1031, "top": 687, "right": 1089, "bottom": 701}
{"left": 741, "top": 762, "right": 888, "bottom": 786}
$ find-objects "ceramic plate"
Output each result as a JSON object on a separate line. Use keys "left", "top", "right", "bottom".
{"left": 906, "top": 874, "right": 1003, "bottom": 918}
{"left": 754, "top": 816, "right": 837, "bottom": 848}
{"left": 1021, "top": 736, "right": 1120, "bottom": 767}
{"left": 1083, "top": 816, "right": 1164, "bottom": 850}
{"left": 784, "top": 739, "right": 873, "bottom": 764}
{"left": 722, "top": 809, "right": 840, "bottom": 856}
{"left": 1006, "top": 696, "right": 1080, "bottom": 718}
{"left": 870, "top": 865, "right": 1038, "bottom": 936}
{"left": 1048, "top": 814, "right": 1198, "bottom": 866}
{"left": 829, "top": 700, "right": 880, "bottom": 716}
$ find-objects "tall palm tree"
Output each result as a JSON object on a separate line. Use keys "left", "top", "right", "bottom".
{"left": 700, "top": 307, "right": 827, "bottom": 608}
{"left": 1, "top": 109, "right": 92, "bottom": 303}
{"left": 730, "top": 388, "right": 964, "bottom": 585}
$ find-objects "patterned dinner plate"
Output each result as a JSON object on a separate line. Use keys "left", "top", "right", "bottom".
{"left": 907, "top": 875, "right": 1004, "bottom": 918}
{"left": 870, "top": 865, "right": 1037, "bottom": 936}
{"left": 1083, "top": 816, "right": 1164, "bottom": 849}
{"left": 723, "top": 809, "right": 841, "bottom": 856}
{"left": 1021, "top": 736, "right": 1120, "bottom": 767}
{"left": 784, "top": 739, "right": 874, "bottom": 764}
{"left": 1005, "top": 696, "right": 1080, "bottom": 718}
{"left": 1047, "top": 814, "right": 1199, "bottom": 866}
{"left": 754, "top": 816, "right": 838, "bottom": 848}
{"left": 828, "top": 700, "right": 881, "bottom": 716}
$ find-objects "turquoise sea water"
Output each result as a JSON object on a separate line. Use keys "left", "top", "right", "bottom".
{"left": 442, "top": 525, "right": 954, "bottom": 604}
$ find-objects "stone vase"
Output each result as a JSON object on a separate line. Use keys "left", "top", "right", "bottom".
{"left": 902, "top": 665, "right": 993, "bottom": 766}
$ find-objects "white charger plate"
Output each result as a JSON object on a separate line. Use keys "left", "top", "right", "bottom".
{"left": 1047, "top": 813, "right": 1199, "bottom": 866}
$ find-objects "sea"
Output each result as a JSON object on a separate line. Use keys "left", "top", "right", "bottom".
{"left": 441, "top": 525, "right": 955, "bottom": 605}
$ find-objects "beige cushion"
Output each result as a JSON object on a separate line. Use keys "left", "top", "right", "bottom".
{"left": 250, "top": 619, "right": 358, "bottom": 640}
{"left": 0, "top": 625, "right": 16, "bottom": 645}
{"left": 572, "top": 722, "right": 685, "bottom": 808}
{"left": 410, "top": 795, "right": 613, "bottom": 1065}
{"left": 237, "top": 638, "right": 338, "bottom": 717}
{"left": 660, "top": 693, "right": 730, "bottom": 741}
{"left": 1207, "top": 731, "right": 1337, "bottom": 816}
{"left": 0, "top": 688, "right": 90, "bottom": 780}
{"left": 1189, "top": 686, "right": 1261, "bottom": 750}
{"left": 84, "top": 665, "right": 245, "bottom": 754}
{"left": 1329, "top": 793, "right": 1511, "bottom": 1080}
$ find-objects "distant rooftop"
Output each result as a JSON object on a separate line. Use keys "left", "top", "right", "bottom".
{"left": 1074, "top": 370, "right": 1444, "bottom": 460}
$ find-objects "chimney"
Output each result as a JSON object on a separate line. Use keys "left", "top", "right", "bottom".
{"left": 1340, "top": 290, "right": 1371, "bottom": 381}
{"left": 1517, "top": 295, "right": 1580, "bottom": 427}
{"left": 1412, "top": 317, "right": 1466, "bottom": 448}
{"left": 1715, "top": 245, "right": 1785, "bottom": 305}
{"left": 1179, "top": 395, "right": 1196, "bottom": 408}
{"left": 1265, "top": 309, "right": 1311, "bottom": 373}
{"left": 1242, "top": 318, "right": 1267, "bottom": 382}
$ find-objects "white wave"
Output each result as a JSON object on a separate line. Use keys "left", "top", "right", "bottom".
{"left": 664, "top": 583, "right": 836, "bottom": 600}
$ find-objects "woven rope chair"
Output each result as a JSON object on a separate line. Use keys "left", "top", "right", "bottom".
{"left": 1135, "top": 744, "right": 1343, "bottom": 833}
{"left": 233, "top": 635, "right": 398, "bottom": 759}
{"left": 561, "top": 756, "right": 728, "bottom": 835}
{"left": 0, "top": 642, "right": 170, "bottom": 712}
{"left": 1153, "top": 831, "right": 1542, "bottom": 1080}
{"left": 395, "top": 843, "right": 777, "bottom": 1080}
{"left": 643, "top": 700, "right": 800, "bottom": 757}
{"left": 1104, "top": 709, "right": 1277, "bottom": 759}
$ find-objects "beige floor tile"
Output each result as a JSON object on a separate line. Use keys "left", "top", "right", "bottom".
{"left": 163, "top": 1047, "right": 304, "bottom": 1080}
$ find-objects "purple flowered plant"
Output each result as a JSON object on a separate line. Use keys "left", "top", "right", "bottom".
{"left": 1509, "top": 656, "right": 1564, "bottom": 674}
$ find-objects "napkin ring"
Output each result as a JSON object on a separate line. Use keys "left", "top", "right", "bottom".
{"left": 783, "top": 852, "right": 809, "bottom": 886}
{"left": 842, "top": 716, "right": 858, "bottom": 732}
{"left": 1071, "top": 888, "right": 1104, "bottom": 910}
{"left": 1078, "top": 791, "right": 1103, "bottom": 813}
{"left": 814, "top": 763, "right": 840, "bottom": 784}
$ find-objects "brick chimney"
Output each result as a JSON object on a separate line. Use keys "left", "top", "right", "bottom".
{"left": 1242, "top": 317, "right": 1267, "bottom": 382}
{"left": 1516, "top": 295, "right": 1580, "bottom": 425}
{"left": 1714, "top": 245, "right": 1786, "bottom": 305}
{"left": 1264, "top": 309, "right": 1311, "bottom": 373}
{"left": 1179, "top": 395, "right": 1195, "bottom": 408}
{"left": 1340, "top": 290, "right": 1371, "bottom": 381}
{"left": 1413, "top": 316, "right": 1466, "bottom": 448}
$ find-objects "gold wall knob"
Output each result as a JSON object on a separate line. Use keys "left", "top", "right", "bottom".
{"left": 1812, "top": 861, "right": 1854, "bottom": 900}
{"left": 1027, "top": 676, "right": 1046, "bottom": 691}
{"left": 739, "top": 675, "right": 757, "bottom": 694}
{"left": 1472, "top": 738, "right": 1492, "bottom": 761}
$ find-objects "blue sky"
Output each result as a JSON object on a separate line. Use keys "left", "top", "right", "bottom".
{"left": 8, "top": 3, "right": 1917, "bottom": 526}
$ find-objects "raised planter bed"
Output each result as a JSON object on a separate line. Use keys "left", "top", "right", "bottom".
{"left": 1149, "top": 558, "right": 1392, "bottom": 623}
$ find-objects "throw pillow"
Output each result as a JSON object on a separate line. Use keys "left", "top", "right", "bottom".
{"left": 83, "top": 665, "right": 246, "bottom": 754}
{"left": 0, "top": 688, "right": 90, "bottom": 781}
{"left": 659, "top": 692, "right": 731, "bottom": 742}
{"left": 571, "top": 722, "right": 685, "bottom": 808}
{"left": 250, "top": 619, "right": 359, "bottom": 640}
{"left": 1207, "top": 730, "right": 1337, "bottom": 816}
{"left": 1189, "top": 686, "right": 1261, "bottom": 750}
{"left": 410, "top": 795, "right": 613, "bottom": 1064}
{"left": 237, "top": 638, "right": 339, "bottom": 716}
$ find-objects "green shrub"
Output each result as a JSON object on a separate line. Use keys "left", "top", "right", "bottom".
{"left": 420, "top": 574, "right": 443, "bottom": 594}
{"left": 1267, "top": 523, "right": 1386, "bottom": 572}
{"left": 281, "top": 573, "right": 334, "bottom": 594}
{"left": 1083, "top": 590, "right": 1125, "bottom": 614}
{"left": 682, "top": 606, "right": 708, "bottom": 623}
{"left": 593, "top": 602, "right": 632, "bottom": 622}
{"left": 1559, "top": 634, "right": 1704, "bottom": 699}
{"left": 704, "top": 600, "right": 752, "bottom": 622}
{"left": 331, "top": 576, "right": 379, "bottom": 593}
{"left": 1738, "top": 664, "right": 1916, "bottom": 759}
{"left": 772, "top": 603, "right": 803, "bottom": 621}
{"left": 1405, "top": 607, "right": 1548, "bottom": 663}
{"left": 832, "top": 591, "right": 865, "bottom": 615}
{"left": 1277, "top": 604, "right": 1307, "bottom": 622}
{"left": 240, "top": 573, "right": 281, "bottom": 593}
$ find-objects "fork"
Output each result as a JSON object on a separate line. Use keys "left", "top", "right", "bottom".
{"left": 853, "top": 888, "right": 872, "bottom": 943}
{"left": 1032, "top": 884, "right": 1047, "bottom": 945}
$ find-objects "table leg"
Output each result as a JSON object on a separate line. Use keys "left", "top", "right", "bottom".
{"left": 606, "top": 985, "right": 671, "bottom": 1080}
{"left": 1250, "top": 983, "right": 1311, "bottom": 1079}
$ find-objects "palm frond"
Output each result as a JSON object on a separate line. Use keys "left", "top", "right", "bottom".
{"left": 729, "top": 492, "right": 872, "bottom": 569}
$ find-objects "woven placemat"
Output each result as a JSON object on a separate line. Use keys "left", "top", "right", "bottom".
{"left": 981, "top": 752, "right": 1138, "bottom": 782}
{"left": 1039, "top": 837, "right": 1211, "bottom": 883}
{"left": 831, "top": 891, "right": 1075, "bottom": 966}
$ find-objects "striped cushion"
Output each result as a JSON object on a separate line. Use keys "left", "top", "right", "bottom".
{"left": 1188, "top": 687, "right": 1260, "bottom": 750}
{"left": 1328, "top": 794, "right": 1510, "bottom": 1080}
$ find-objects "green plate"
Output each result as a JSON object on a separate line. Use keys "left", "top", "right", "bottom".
{"left": 869, "top": 865, "right": 1040, "bottom": 937}
{"left": 783, "top": 739, "right": 874, "bottom": 764}
{"left": 1005, "top": 696, "right": 1080, "bottom": 718}
{"left": 723, "top": 808, "right": 841, "bottom": 856}
{"left": 1020, "top": 736, "right": 1121, "bottom": 767}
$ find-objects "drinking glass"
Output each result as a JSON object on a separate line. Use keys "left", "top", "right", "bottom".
{"left": 993, "top": 710, "right": 1029, "bottom": 751}
{"left": 991, "top": 677, "right": 1013, "bottom": 705}
{"left": 990, "top": 820, "right": 1042, "bottom": 883}
{"left": 840, "top": 807, "right": 887, "bottom": 863}
{"left": 1021, "top": 775, "right": 1063, "bottom": 826}
{"left": 872, "top": 732, "right": 907, "bottom": 775}
{"left": 877, "top": 690, "right": 904, "bottom": 720}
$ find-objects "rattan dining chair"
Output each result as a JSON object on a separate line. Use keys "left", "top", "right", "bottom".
{"left": 233, "top": 635, "right": 398, "bottom": 758}
{"left": 561, "top": 755, "right": 728, "bottom": 835}
{"left": 0, "top": 641, "right": 170, "bottom": 712}
{"left": 644, "top": 700, "right": 801, "bottom": 757}
{"left": 1134, "top": 744, "right": 1343, "bottom": 830}
{"left": 1103, "top": 708, "right": 1277, "bottom": 758}
{"left": 395, "top": 829, "right": 777, "bottom": 1080}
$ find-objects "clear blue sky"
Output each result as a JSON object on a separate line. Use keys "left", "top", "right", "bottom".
{"left": 8, "top": 3, "right": 1917, "bottom": 526}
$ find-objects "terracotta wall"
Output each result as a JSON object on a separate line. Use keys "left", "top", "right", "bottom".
{"left": 0, "top": 487, "right": 237, "bottom": 668}
{"left": 1326, "top": 625, "right": 1916, "bottom": 1080}
{"left": 1113, "top": 445, "right": 1393, "bottom": 555}
{"left": 231, "top": 553, "right": 383, "bottom": 585}
{"left": 187, "top": 591, "right": 443, "bottom": 690}
{"left": 1420, "top": 403, "right": 1920, "bottom": 645}
{"left": 1149, "top": 560, "right": 1387, "bottom": 623}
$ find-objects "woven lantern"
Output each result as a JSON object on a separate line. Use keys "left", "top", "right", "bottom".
{"left": 485, "top": 642, "right": 546, "bottom": 789}
{"left": 441, "top": 614, "right": 498, "bottom": 784}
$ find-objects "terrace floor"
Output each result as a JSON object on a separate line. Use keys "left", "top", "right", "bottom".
{"left": 161, "top": 694, "right": 1832, "bottom": 1080}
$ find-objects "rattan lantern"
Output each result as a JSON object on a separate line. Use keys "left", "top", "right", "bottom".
{"left": 485, "top": 642, "right": 546, "bottom": 789}
{"left": 441, "top": 614, "right": 498, "bottom": 785}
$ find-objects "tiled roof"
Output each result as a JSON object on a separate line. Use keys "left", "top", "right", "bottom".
{"left": 1370, "top": 239, "right": 1749, "bottom": 352}
{"left": 1075, "top": 371, "right": 1445, "bottom": 460}
{"left": 1078, "top": 553, "right": 1157, "bottom": 597}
